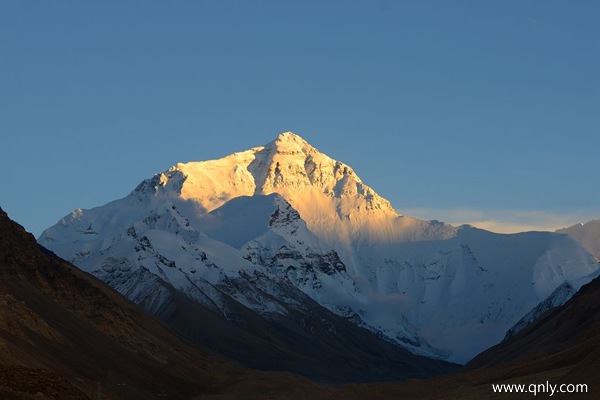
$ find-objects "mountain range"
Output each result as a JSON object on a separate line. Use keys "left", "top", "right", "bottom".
{"left": 39, "top": 132, "right": 599, "bottom": 372}
{"left": 5, "top": 204, "right": 600, "bottom": 398}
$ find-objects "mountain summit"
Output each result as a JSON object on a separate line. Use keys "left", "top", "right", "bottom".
{"left": 40, "top": 132, "right": 599, "bottom": 365}
{"left": 140, "top": 131, "right": 398, "bottom": 248}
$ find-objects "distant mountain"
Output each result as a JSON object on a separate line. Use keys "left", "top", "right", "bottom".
{"left": 500, "top": 219, "right": 600, "bottom": 340}
{"left": 468, "top": 274, "right": 600, "bottom": 372}
{"left": 331, "top": 275, "right": 600, "bottom": 399}
{"left": 39, "top": 132, "right": 599, "bottom": 364}
{"left": 557, "top": 220, "right": 600, "bottom": 260}
{"left": 458, "top": 275, "right": 600, "bottom": 399}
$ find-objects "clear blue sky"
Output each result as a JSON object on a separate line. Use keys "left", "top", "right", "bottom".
{"left": 1, "top": 0, "right": 598, "bottom": 237}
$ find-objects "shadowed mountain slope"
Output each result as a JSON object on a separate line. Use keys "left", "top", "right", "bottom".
{"left": 0, "top": 207, "right": 229, "bottom": 398}
{"left": 0, "top": 207, "right": 337, "bottom": 399}
{"left": 467, "top": 274, "right": 600, "bottom": 376}
{"left": 136, "top": 269, "right": 458, "bottom": 383}
{"left": 327, "top": 275, "right": 600, "bottom": 399}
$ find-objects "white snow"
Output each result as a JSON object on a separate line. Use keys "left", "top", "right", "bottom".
{"left": 38, "top": 131, "right": 600, "bottom": 363}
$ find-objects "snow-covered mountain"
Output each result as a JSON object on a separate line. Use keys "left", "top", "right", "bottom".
{"left": 39, "top": 132, "right": 599, "bottom": 364}
{"left": 557, "top": 220, "right": 600, "bottom": 261}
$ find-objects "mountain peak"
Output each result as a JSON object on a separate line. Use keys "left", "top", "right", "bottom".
{"left": 38, "top": 131, "right": 600, "bottom": 367}
{"left": 263, "top": 131, "right": 315, "bottom": 156}
{"left": 274, "top": 131, "right": 306, "bottom": 143}
{"left": 154, "top": 131, "right": 396, "bottom": 224}
{"left": 248, "top": 132, "right": 397, "bottom": 225}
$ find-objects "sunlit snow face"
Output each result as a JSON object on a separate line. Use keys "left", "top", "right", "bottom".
{"left": 38, "top": 132, "right": 600, "bottom": 366}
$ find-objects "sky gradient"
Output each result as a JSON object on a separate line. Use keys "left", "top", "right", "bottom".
{"left": 1, "top": 1, "right": 599, "bottom": 237}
